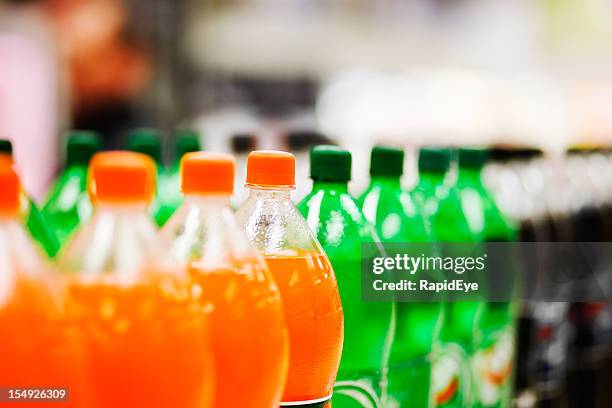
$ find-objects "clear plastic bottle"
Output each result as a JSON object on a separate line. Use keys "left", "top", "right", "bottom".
{"left": 236, "top": 150, "right": 344, "bottom": 407}
{"left": 161, "top": 151, "right": 288, "bottom": 407}
{"left": 59, "top": 151, "right": 214, "bottom": 408}
{"left": 0, "top": 162, "right": 86, "bottom": 407}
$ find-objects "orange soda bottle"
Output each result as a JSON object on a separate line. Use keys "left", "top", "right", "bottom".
{"left": 161, "top": 151, "right": 289, "bottom": 407}
{"left": 235, "top": 151, "right": 344, "bottom": 407}
{"left": 58, "top": 151, "right": 214, "bottom": 408}
{"left": 0, "top": 162, "right": 85, "bottom": 408}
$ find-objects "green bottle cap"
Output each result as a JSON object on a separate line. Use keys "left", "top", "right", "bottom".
{"left": 370, "top": 146, "right": 404, "bottom": 176}
{"left": 174, "top": 129, "right": 201, "bottom": 160}
{"left": 0, "top": 139, "right": 13, "bottom": 155}
{"left": 457, "top": 147, "right": 488, "bottom": 169}
{"left": 418, "top": 147, "right": 451, "bottom": 173}
{"left": 66, "top": 130, "right": 102, "bottom": 166}
{"left": 126, "top": 128, "right": 163, "bottom": 163}
{"left": 310, "top": 145, "right": 351, "bottom": 182}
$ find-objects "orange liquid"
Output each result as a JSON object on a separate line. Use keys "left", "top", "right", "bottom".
{"left": 188, "top": 261, "right": 289, "bottom": 407}
{"left": 65, "top": 274, "right": 213, "bottom": 408}
{"left": 0, "top": 273, "right": 87, "bottom": 408}
{"left": 265, "top": 252, "right": 344, "bottom": 404}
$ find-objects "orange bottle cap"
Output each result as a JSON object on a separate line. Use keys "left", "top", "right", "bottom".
{"left": 181, "top": 152, "right": 235, "bottom": 194}
{"left": 246, "top": 150, "right": 295, "bottom": 187}
{"left": 89, "top": 151, "right": 156, "bottom": 203}
{"left": 0, "top": 163, "right": 20, "bottom": 215}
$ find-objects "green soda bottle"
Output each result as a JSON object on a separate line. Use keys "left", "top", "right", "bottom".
{"left": 358, "top": 146, "right": 443, "bottom": 407}
{"left": 126, "top": 128, "right": 171, "bottom": 226}
{"left": 43, "top": 131, "right": 101, "bottom": 247}
{"left": 412, "top": 147, "right": 483, "bottom": 407}
{"left": 0, "top": 140, "right": 60, "bottom": 258}
{"left": 456, "top": 147, "right": 518, "bottom": 408}
{"left": 298, "top": 145, "right": 394, "bottom": 407}
{"left": 164, "top": 129, "right": 202, "bottom": 216}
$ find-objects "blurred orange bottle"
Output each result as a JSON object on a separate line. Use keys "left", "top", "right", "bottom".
{"left": 58, "top": 152, "right": 214, "bottom": 408}
{"left": 0, "top": 162, "right": 86, "bottom": 408}
{"left": 236, "top": 151, "right": 344, "bottom": 407}
{"left": 161, "top": 151, "right": 289, "bottom": 407}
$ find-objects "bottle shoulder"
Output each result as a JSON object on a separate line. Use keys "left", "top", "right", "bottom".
{"left": 43, "top": 170, "right": 88, "bottom": 211}
{"left": 58, "top": 209, "right": 171, "bottom": 279}
{"left": 161, "top": 202, "right": 260, "bottom": 268}
{"left": 299, "top": 189, "right": 376, "bottom": 248}
{"left": 236, "top": 193, "right": 323, "bottom": 255}
{"left": 457, "top": 183, "right": 516, "bottom": 240}
{"left": 0, "top": 219, "right": 47, "bottom": 277}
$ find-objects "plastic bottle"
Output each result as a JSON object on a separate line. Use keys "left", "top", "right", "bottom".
{"left": 0, "top": 140, "right": 60, "bottom": 258}
{"left": 0, "top": 162, "right": 86, "bottom": 407}
{"left": 412, "top": 147, "right": 482, "bottom": 407}
{"left": 58, "top": 151, "right": 214, "bottom": 408}
{"left": 358, "top": 146, "right": 443, "bottom": 407}
{"left": 298, "top": 145, "right": 393, "bottom": 407}
{"left": 456, "top": 147, "right": 518, "bottom": 408}
{"left": 162, "top": 129, "right": 202, "bottom": 219}
{"left": 43, "top": 130, "right": 101, "bottom": 246}
{"left": 161, "top": 151, "right": 288, "bottom": 407}
{"left": 236, "top": 150, "right": 344, "bottom": 407}
{"left": 126, "top": 128, "right": 172, "bottom": 226}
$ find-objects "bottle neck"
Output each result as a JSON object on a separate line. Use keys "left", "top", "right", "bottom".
{"left": 183, "top": 194, "right": 231, "bottom": 208}
{"left": 457, "top": 166, "right": 485, "bottom": 189}
{"left": 370, "top": 175, "right": 401, "bottom": 189}
{"left": 418, "top": 170, "right": 447, "bottom": 187}
{"left": 311, "top": 180, "right": 349, "bottom": 193}
{"left": 65, "top": 162, "right": 89, "bottom": 171}
{"left": 96, "top": 201, "right": 150, "bottom": 213}
{"left": 247, "top": 185, "right": 293, "bottom": 200}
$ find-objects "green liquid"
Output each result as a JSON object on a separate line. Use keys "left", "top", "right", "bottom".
{"left": 412, "top": 169, "right": 481, "bottom": 407}
{"left": 42, "top": 165, "right": 91, "bottom": 249}
{"left": 359, "top": 175, "right": 443, "bottom": 407}
{"left": 457, "top": 164, "right": 518, "bottom": 408}
{"left": 299, "top": 181, "right": 394, "bottom": 407}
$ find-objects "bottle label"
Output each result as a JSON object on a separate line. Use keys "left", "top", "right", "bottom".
{"left": 333, "top": 378, "right": 382, "bottom": 407}
{"left": 280, "top": 395, "right": 333, "bottom": 407}
{"left": 432, "top": 343, "right": 471, "bottom": 407}
{"left": 472, "top": 328, "right": 515, "bottom": 406}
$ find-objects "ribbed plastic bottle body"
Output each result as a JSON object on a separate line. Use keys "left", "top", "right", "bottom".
{"left": 43, "top": 165, "right": 92, "bottom": 247}
{"left": 161, "top": 195, "right": 289, "bottom": 408}
{"left": 237, "top": 187, "right": 344, "bottom": 406}
{"left": 59, "top": 203, "right": 214, "bottom": 408}
{"left": 299, "top": 182, "right": 393, "bottom": 407}
{"left": 359, "top": 176, "right": 443, "bottom": 407}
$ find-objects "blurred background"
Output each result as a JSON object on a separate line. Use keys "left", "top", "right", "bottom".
{"left": 3, "top": 0, "right": 612, "bottom": 198}
{"left": 3, "top": 1, "right": 612, "bottom": 407}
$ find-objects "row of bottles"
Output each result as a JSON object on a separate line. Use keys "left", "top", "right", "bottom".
{"left": 0, "top": 148, "right": 342, "bottom": 407}
{"left": 0, "top": 129, "right": 202, "bottom": 259}
{"left": 1, "top": 132, "right": 519, "bottom": 407}
{"left": 299, "top": 145, "right": 517, "bottom": 407}
{"left": 485, "top": 147, "right": 612, "bottom": 408}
